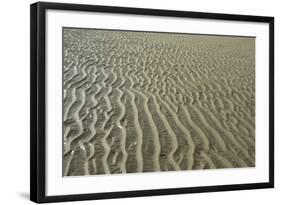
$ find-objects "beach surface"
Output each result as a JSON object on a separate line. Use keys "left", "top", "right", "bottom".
{"left": 63, "top": 28, "right": 255, "bottom": 176}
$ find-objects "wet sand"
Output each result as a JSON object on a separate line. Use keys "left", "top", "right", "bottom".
{"left": 63, "top": 28, "right": 255, "bottom": 176}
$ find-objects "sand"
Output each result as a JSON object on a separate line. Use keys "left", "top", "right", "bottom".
{"left": 63, "top": 28, "right": 255, "bottom": 176}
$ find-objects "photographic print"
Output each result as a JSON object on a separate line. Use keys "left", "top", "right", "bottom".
{"left": 63, "top": 28, "right": 255, "bottom": 176}
{"left": 30, "top": 2, "right": 274, "bottom": 202}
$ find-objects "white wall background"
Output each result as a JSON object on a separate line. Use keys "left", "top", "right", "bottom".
{"left": 0, "top": 0, "right": 279, "bottom": 204}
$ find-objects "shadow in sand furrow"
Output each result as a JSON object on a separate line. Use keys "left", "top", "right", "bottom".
{"left": 120, "top": 71, "right": 144, "bottom": 172}
{"left": 188, "top": 105, "right": 227, "bottom": 153}
{"left": 131, "top": 89, "right": 161, "bottom": 172}
{"left": 156, "top": 95, "right": 195, "bottom": 170}
{"left": 197, "top": 106, "right": 254, "bottom": 166}
{"left": 123, "top": 67, "right": 160, "bottom": 172}
{"left": 147, "top": 93, "right": 180, "bottom": 171}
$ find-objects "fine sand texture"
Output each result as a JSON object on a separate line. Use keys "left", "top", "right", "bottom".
{"left": 63, "top": 28, "right": 255, "bottom": 176}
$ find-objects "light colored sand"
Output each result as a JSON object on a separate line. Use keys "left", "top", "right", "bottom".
{"left": 63, "top": 28, "right": 255, "bottom": 176}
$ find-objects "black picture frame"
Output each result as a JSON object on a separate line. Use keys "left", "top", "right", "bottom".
{"left": 30, "top": 1, "right": 274, "bottom": 203}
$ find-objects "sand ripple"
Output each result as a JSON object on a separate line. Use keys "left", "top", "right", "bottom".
{"left": 63, "top": 28, "right": 255, "bottom": 176}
